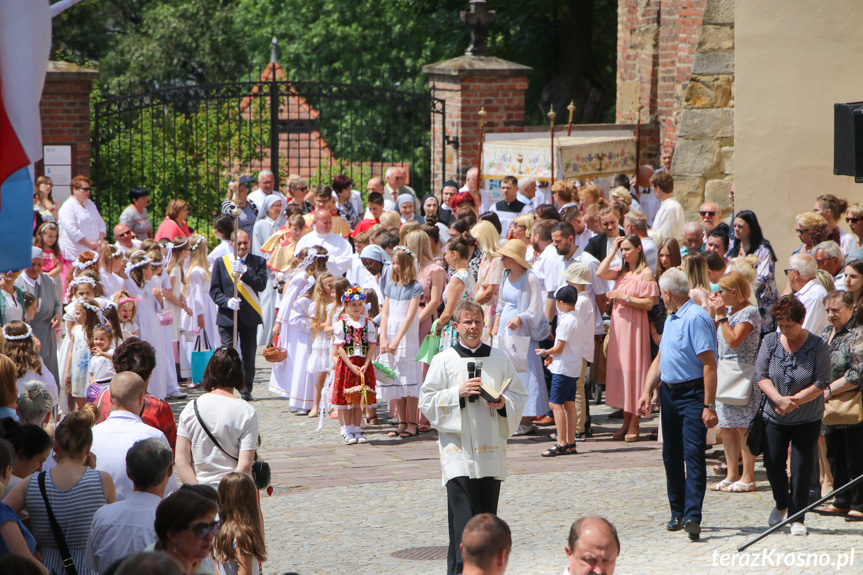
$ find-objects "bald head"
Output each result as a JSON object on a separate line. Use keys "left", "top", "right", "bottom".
{"left": 567, "top": 516, "right": 620, "bottom": 575}
{"left": 110, "top": 371, "right": 148, "bottom": 411}
{"left": 637, "top": 165, "right": 654, "bottom": 187}
{"left": 315, "top": 209, "right": 333, "bottom": 235}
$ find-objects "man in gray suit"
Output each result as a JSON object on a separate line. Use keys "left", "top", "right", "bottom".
{"left": 16, "top": 247, "right": 61, "bottom": 383}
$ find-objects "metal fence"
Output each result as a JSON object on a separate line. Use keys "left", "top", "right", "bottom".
{"left": 92, "top": 71, "right": 446, "bottom": 235}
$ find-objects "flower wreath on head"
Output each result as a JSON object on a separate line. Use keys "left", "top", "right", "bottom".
{"left": 299, "top": 247, "right": 328, "bottom": 270}
{"left": 189, "top": 236, "right": 204, "bottom": 251}
{"left": 69, "top": 276, "right": 97, "bottom": 289}
{"left": 73, "top": 253, "right": 99, "bottom": 271}
{"left": 124, "top": 256, "right": 152, "bottom": 277}
{"left": 2, "top": 323, "right": 32, "bottom": 341}
{"left": 393, "top": 245, "right": 415, "bottom": 259}
{"left": 342, "top": 286, "right": 366, "bottom": 303}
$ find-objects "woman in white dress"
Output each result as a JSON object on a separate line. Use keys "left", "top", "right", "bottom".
{"left": 181, "top": 236, "right": 219, "bottom": 373}
{"left": 146, "top": 247, "right": 182, "bottom": 398}
{"left": 164, "top": 237, "right": 193, "bottom": 385}
{"left": 252, "top": 195, "right": 285, "bottom": 345}
{"left": 123, "top": 251, "right": 171, "bottom": 399}
{"left": 97, "top": 243, "right": 125, "bottom": 298}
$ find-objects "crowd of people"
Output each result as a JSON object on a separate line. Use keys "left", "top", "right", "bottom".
{"left": 2, "top": 158, "right": 863, "bottom": 571}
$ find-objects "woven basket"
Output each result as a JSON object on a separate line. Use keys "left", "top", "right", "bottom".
{"left": 263, "top": 335, "right": 287, "bottom": 363}
{"left": 345, "top": 372, "right": 375, "bottom": 406}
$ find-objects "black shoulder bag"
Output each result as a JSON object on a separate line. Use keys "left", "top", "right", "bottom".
{"left": 746, "top": 335, "right": 778, "bottom": 457}
{"left": 38, "top": 471, "right": 79, "bottom": 575}
{"left": 193, "top": 399, "right": 271, "bottom": 489}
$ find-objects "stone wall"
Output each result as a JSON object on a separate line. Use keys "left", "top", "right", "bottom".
{"left": 670, "top": 0, "right": 735, "bottom": 217}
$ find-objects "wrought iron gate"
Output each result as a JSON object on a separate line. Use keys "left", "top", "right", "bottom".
{"left": 92, "top": 70, "right": 446, "bottom": 234}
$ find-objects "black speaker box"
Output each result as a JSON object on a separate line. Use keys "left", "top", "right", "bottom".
{"left": 834, "top": 102, "right": 863, "bottom": 182}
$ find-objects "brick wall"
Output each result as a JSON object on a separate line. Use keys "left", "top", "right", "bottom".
{"left": 38, "top": 62, "right": 98, "bottom": 178}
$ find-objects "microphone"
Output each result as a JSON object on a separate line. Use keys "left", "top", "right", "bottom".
{"left": 467, "top": 361, "right": 477, "bottom": 402}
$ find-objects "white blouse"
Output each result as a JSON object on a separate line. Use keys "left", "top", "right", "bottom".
{"left": 58, "top": 198, "right": 106, "bottom": 261}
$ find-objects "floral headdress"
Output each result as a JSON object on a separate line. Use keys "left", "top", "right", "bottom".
{"left": 2, "top": 323, "right": 32, "bottom": 341}
{"left": 189, "top": 236, "right": 205, "bottom": 251}
{"left": 73, "top": 252, "right": 99, "bottom": 271}
{"left": 124, "top": 256, "right": 152, "bottom": 276}
{"left": 299, "top": 247, "right": 329, "bottom": 271}
{"left": 393, "top": 245, "right": 415, "bottom": 258}
{"left": 341, "top": 286, "right": 366, "bottom": 303}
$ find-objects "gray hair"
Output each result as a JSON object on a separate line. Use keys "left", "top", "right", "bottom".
{"left": 789, "top": 253, "right": 817, "bottom": 279}
{"left": 814, "top": 241, "right": 843, "bottom": 261}
{"left": 658, "top": 267, "right": 690, "bottom": 297}
{"left": 126, "top": 437, "right": 174, "bottom": 490}
{"left": 257, "top": 170, "right": 273, "bottom": 180}
{"left": 287, "top": 176, "right": 306, "bottom": 191}
{"left": 624, "top": 210, "right": 647, "bottom": 232}
{"left": 683, "top": 221, "right": 702, "bottom": 236}
{"left": 17, "top": 381, "right": 52, "bottom": 425}
{"left": 517, "top": 176, "right": 533, "bottom": 192}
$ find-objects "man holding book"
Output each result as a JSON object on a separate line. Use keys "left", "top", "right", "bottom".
{"left": 420, "top": 300, "right": 528, "bottom": 575}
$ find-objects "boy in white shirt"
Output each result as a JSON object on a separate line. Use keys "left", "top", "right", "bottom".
{"left": 650, "top": 171, "right": 684, "bottom": 240}
{"left": 536, "top": 285, "right": 585, "bottom": 456}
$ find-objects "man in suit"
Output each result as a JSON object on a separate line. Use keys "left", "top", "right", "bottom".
{"left": 209, "top": 229, "right": 268, "bottom": 401}
{"left": 15, "top": 247, "right": 62, "bottom": 384}
{"left": 584, "top": 206, "right": 625, "bottom": 263}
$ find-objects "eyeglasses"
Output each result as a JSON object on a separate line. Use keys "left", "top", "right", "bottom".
{"left": 848, "top": 217, "right": 861, "bottom": 224}
{"left": 76, "top": 187, "right": 91, "bottom": 192}
{"left": 783, "top": 268, "right": 798, "bottom": 276}
{"left": 795, "top": 228, "right": 809, "bottom": 235}
{"left": 699, "top": 211, "right": 716, "bottom": 217}
{"left": 116, "top": 231, "right": 132, "bottom": 238}
{"left": 815, "top": 257, "right": 832, "bottom": 265}
{"left": 297, "top": 186, "right": 308, "bottom": 192}
{"left": 187, "top": 520, "right": 221, "bottom": 538}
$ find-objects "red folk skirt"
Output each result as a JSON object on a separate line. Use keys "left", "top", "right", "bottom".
{"left": 331, "top": 356, "right": 377, "bottom": 407}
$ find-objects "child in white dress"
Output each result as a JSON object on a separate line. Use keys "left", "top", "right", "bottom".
{"left": 113, "top": 290, "right": 140, "bottom": 340}
{"left": 87, "top": 325, "right": 117, "bottom": 402}
{"left": 147, "top": 247, "right": 183, "bottom": 398}
{"left": 181, "top": 235, "right": 219, "bottom": 375}
{"left": 63, "top": 296, "right": 100, "bottom": 411}
{"left": 306, "top": 273, "right": 335, "bottom": 418}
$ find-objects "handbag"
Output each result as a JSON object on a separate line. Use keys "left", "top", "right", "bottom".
{"left": 746, "top": 395, "right": 767, "bottom": 456}
{"left": 716, "top": 359, "right": 756, "bottom": 405}
{"left": 823, "top": 389, "right": 863, "bottom": 425}
{"left": 193, "top": 399, "right": 271, "bottom": 489}
{"left": 191, "top": 330, "right": 215, "bottom": 384}
{"left": 496, "top": 332, "right": 530, "bottom": 373}
{"left": 158, "top": 308, "right": 174, "bottom": 326}
{"left": 416, "top": 319, "right": 441, "bottom": 364}
{"left": 38, "top": 471, "right": 79, "bottom": 575}
{"left": 263, "top": 333, "right": 287, "bottom": 363}
{"left": 345, "top": 372, "right": 377, "bottom": 406}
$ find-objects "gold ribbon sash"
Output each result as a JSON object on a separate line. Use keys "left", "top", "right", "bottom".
{"left": 222, "top": 255, "right": 262, "bottom": 318}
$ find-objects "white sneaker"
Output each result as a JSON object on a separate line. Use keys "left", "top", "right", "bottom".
{"left": 166, "top": 391, "right": 188, "bottom": 399}
{"left": 768, "top": 508, "right": 787, "bottom": 527}
{"left": 345, "top": 435, "right": 358, "bottom": 445}
{"left": 790, "top": 522, "right": 807, "bottom": 536}
{"left": 356, "top": 434, "right": 368, "bottom": 444}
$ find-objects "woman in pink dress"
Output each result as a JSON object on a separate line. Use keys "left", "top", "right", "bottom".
{"left": 597, "top": 234, "right": 659, "bottom": 442}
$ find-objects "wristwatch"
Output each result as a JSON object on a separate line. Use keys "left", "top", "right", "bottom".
{"left": 704, "top": 403, "right": 716, "bottom": 411}
{"left": 717, "top": 317, "right": 729, "bottom": 323}
{"left": 625, "top": 295, "right": 631, "bottom": 304}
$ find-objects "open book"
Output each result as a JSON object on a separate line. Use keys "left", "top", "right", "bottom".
{"left": 480, "top": 378, "right": 512, "bottom": 403}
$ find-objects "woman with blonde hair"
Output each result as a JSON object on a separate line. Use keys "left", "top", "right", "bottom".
{"left": 510, "top": 213, "right": 535, "bottom": 261}
{"left": 155, "top": 199, "right": 193, "bottom": 241}
{"left": 707, "top": 271, "right": 762, "bottom": 493}
{"left": 683, "top": 253, "right": 713, "bottom": 314}
{"left": 598, "top": 234, "right": 659, "bottom": 441}
{"left": 471, "top": 220, "right": 503, "bottom": 343}
{"left": 845, "top": 202, "right": 863, "bottom": 261}
{"left": 793, "top": 211, "right": 828, "bottom": 255}
{"left": 379, "top": 210, "right": 401, "bottom": 230}
{"left": 577, "top": 184, "right": 607, "bottom": 212}
{"left": 728, "top": 255, "right": 758, "bottom": 289}
{"left": 609, "top": 186, "right": 638, "bottom": 216}
{"left": 814, "top": 193, "right": 854, "bottom": 255}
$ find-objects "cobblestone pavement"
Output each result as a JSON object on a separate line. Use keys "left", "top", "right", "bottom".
{"left": 172, "top": 355, "right": 863, "bottom": 575}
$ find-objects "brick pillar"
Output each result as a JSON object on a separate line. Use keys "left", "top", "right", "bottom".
{"left": 38, "top": 62, "right": 99, "bottom": 180}
{"left": 424, "top": 55, "right": 532, "bottom": 191}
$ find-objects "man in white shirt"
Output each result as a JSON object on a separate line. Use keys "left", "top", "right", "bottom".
{"left": 530, "top": 220, "right": 561, "bottom": 295}
{"left": 631, "top": 165, "right": 660, "bottom": 226}
{"left": 91, "top": 372, "right": 178, "bottom": 501}
{"left": 112, "top": 223, "right": 143, "bottom": 256}
{"left": 814, "top": 241, "right": 846, "bottom": 290}
{"left": 294, "top": 210, "right": 353, "bottom": 277}
{"left": 650, "top": 170, "right": 684, "bottom": 240}
{"left": 84, "top": 437, "right": 174, "bottom": 572}
{"left": 247, "top": 170, "right": 287, "bottom": 213}
{"left": 560, "top": 207, "right": 595, "bottom": 253}
{"left": 787, "top": 254, "right": 829, "bottom": 334}
{"left": 460, "top": 514, "right": 513, "bottom": 575}
{"left": 491, "top": 176, "right": 533, "bottom": 238}
{"left": 623, "top": 211, "right": 657, "bottom": 270}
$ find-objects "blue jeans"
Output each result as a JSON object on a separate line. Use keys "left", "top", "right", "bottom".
{"left": 659, "top": 382, "right": 707, "bottom": 523}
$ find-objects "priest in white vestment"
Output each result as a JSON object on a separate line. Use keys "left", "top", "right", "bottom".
{"left": 419, "top": 300, "right": 527, "bottom": 575}
{"left": 293, "top": 210, "right": 353, "bottom": 278}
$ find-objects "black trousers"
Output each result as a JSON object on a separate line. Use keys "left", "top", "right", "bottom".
{"left": 762, "top": 419, "right": 821, "bottom": 522}
{"left": 825, "top": 424, "right": 863, "bottom": 512}
{"left": 219, "top": 322, "right": 257, "bottom": 393}
{"left": 445, "top": 476, "right": 501, "bottom": 575}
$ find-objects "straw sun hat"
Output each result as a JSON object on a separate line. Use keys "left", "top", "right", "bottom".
{"left": 496, "top": 239, "right": 531, "bottom": 269}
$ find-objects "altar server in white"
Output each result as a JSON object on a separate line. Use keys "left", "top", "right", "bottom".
{"left": 293, "top": 210, "right": 352, "bottom": 277}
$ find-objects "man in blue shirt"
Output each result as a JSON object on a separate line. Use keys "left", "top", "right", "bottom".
{"left": 638, "top": 268, "right": 718, "bottom": 541}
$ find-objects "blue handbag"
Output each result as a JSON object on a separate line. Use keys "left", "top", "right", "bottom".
{"left": 191, "top": 330, "right": 215, "bottom": 384}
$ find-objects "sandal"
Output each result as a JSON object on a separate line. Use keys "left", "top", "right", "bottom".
{"left": 845, "top": 511, "right": 863, "bottom": 522}
{"left": 364, "top": 416, "right": 379, "bottom": 425}
{"left": 418, "top": 424, "right": 431, "bottom": 433}
{"left": 724, "top": 481, "right": 756, "bottom": 493}
{"left": 710, "top": 479, "right": 734, "bottom": 492}
{"left": 388, "top": 423, "right": 407, "bottom": 438}
{"left": 399, "top": 422, "right": 419, "bottom": 438}
{"left": 541, "top": 444, "right": 569, "bottom": 457}
{"left": 566, "top": 442, "right": 578, "bottom": 455}
{"left": 819, "top": 506, "right": 851, "bottom": 516}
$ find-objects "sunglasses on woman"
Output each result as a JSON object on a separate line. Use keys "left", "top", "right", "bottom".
{"left": 187, "top": 520, "right": 221, "bottom": 538}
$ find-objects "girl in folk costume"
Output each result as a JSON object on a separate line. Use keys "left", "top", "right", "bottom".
{"left": 253, "top": 195, "right": 285, "bottom": 346}
{"left": 164, "top": 237, "right": 194, "bottom": 384}
{"left": 3, "top": 321, "right": 59, "bottom": 405}
{"left": 113, "top": 290, "right": 140, "bottom": 340}
{"left": 332, "top": 286, "right": 378, "bottom": 445}
{"left": 87, "top": 324, "right": 117, "bottom": 402}
{"left": 63, "top": 296, "right": 100, "bottom": 411}
{"left": 379, "top": 246, "right": 424, "bottom": 438}
{"left": 145, "top": 248, "right": 182, "bottom": 398}
{"left": 97, "top": 242, "right": 125, "bottom": 297}
{"left": 123, "top": 250, "right": 173, "bottom": 399}
{"left": 306, "top": 273, "right": 335, "bottom": 418}
{"left": 181, "top": 235, "right": 219, "bottom": 374}
{"left": 268, "top": 247, "right": 329, "bottom": 399}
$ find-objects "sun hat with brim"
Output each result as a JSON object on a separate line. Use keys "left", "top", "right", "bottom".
{"left": 561, "top": 262, "right": 591, "bottom": 285}
{"left": 496, "top": 239, "right": 531, "bottom": 269}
